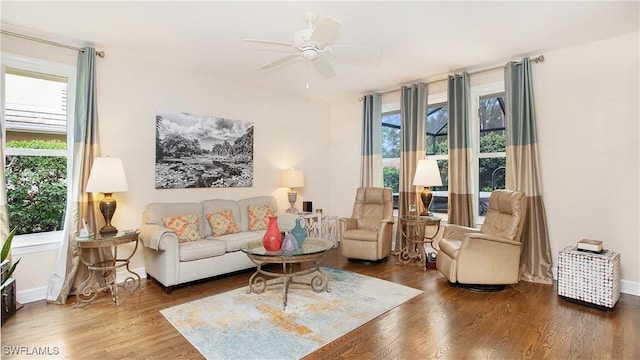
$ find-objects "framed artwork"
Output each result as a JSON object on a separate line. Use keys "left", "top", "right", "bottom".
{"left": 155, "top": 111, "right": 254, "bottom": 189}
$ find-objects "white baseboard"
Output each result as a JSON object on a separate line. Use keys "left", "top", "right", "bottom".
{"left": 620, "top": 280, "right": 640, "bottom": 296}
{"left": 16, "top": 285, "right": 48, "bottom": 304}
{"left": 16, "top": 266, "right": 147, "bottom": 304}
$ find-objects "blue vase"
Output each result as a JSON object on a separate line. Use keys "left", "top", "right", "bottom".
{"left": 291, "top": 217, "right": 307, "bottom": 248}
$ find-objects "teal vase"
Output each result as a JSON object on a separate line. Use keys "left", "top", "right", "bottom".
{"left": 291, "top": 218, "right": 307, "bottom": 248}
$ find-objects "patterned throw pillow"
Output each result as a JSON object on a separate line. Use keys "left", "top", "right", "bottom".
{"left": 247, "top": 204, "right": 273, "bottom": 231}
{"left": 206, "top": 210, "right": 240, "bottom": 237}
{"left": 163, "top": 214, "right": 200, "bottom": 243}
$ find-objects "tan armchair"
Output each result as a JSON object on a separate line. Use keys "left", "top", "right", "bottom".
{"left": 339, "top": 187, "right": 394, "bottom": 261}
{"left": 437, "top": 189, "right": 527, "bottom": 288}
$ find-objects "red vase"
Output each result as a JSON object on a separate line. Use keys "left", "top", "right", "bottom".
{"left": 262, "top": 216, "right": 282, "bottom": 251}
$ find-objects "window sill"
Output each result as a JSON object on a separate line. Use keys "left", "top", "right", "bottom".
{"left": 11, "top": 231, "right": 62, "bottom": 256}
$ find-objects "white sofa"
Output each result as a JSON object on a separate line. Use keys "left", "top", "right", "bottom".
{"left": 140, "top": 196, "right": 287, "bottom": 293}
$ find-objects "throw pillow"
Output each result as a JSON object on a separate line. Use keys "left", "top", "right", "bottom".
{"left": 206, "top": 210, "right": 240, "bottom": 237}
{"left": 247, "top": 204, "right": 273, "bottom": 231}
{"left": 163, "top": 214, "right": 200, "bottom": 243}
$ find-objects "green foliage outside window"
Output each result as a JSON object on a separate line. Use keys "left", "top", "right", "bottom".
{"left": 5, "top": 140, "right": 67, "bottom": 235}
{"left": 383, "top": 166, "right": 399, "bottom": 193}
{"left": 479, "top": 132, "right": 506, "bottom": 192}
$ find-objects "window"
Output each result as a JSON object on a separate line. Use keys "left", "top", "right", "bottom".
{"left": 380, "top": 83, "right": 505, "bottom": 219}
{"left": 476, "top": 93, "right": 506, "bottom": 216}
{"left": 1, "top": 53, "right": 75, "bottom": 245}
{"left": 425, "top": 103, "right": 449, "bottom": 214}
{"left": 382, "top": 111, "right": 400, "bottom": 209}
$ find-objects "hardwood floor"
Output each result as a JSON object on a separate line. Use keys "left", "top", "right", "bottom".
{"left": 2, "top": 248, "right": 639, "bottom": 359}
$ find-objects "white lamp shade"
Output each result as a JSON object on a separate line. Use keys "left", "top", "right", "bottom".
{"left": 85, "top": 157, "right": 129, "bottom": 193}
{"left": 280, "top": 169, "right": 304, "bottom": 188}
{"left": 412, "top": 159, "right": 443, "bottom": 187}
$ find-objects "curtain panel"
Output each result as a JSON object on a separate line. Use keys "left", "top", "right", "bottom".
{"left": 394, "top": 83, "right": 427, "bottom": 252}
{"left": 447, "top": 73, "right": 475, "bottom": 227}
{"left": 505, "top": 58, "right": 553, "bottom": 284}
{"left": 360, "top": 94, "right": 383, "bottom": 187}
{"left": 47, "top": 47, "right": 103, "bottom": 304}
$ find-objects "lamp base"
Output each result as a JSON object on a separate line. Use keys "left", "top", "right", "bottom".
{"left": 286, "top": 191, "right": 299, "bottom": 214}
{"left": 99, "top": 224, "right": 118, "bottom": 236}
{"left": 419, "top": 187, "right": 433, "bottom": 216}
{"left": 99, "top": 193, "right": 118, "bottom": 236}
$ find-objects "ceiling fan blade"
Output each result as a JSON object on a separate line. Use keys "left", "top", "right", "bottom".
{"left": 311, "top": 17, "right": 341, "bottom": 48}
{"left": 243, "top": 39, "right": 293, "bottom": 48}
{"left": 312, "top": 56, "right": 336, "bottom": 78}
{"left": 330, "top": 45, "right": 381, "bottom": 60}
{"left": 260, "top": 54, "right": 299, "bottom": 70}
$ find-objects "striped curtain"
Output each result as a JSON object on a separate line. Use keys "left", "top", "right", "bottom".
{"left": 360, "top": 94, "right": 383, "bottom": 187}
{"left": 394, "top": 83, "right": 427, "bottom": 252}
{"left": 47, "top": 47, "right": 102, "bottom": 304}
{"left": 505, "top": 58, "right": 553, "bottom": 284}
{"left": 447, "top": 73, "right": 475, "bottom": 227}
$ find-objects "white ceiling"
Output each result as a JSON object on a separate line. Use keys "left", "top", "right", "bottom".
{"left": 1, "top": 1, "right": 638, "bottom": 102}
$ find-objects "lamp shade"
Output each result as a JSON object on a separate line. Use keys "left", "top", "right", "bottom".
{"left": 280, "top": 169, "right": 304, "bottom": 188}
{"left": 85, "top": 157, "right": 129, "bottom": 193}
{"left": 412, "top": 159, "right": 443, "bottom": 187}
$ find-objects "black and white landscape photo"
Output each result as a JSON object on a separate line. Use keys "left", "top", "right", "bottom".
{"left": 155, "top": 111, "right": 254, "bottom": 189}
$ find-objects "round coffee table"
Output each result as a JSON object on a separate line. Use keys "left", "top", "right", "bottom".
{"left": 240, "top": 237, "right": 332, "bottom": 309}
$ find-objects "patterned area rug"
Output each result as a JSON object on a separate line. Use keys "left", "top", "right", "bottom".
{"left": 161, "top": 266, "right": 422, "bottom": 359}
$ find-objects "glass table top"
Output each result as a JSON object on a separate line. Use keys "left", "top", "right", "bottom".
{"left": 240, "top": 237, "right": 332, "bottom": 257}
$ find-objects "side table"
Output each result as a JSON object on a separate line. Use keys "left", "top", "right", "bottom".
{"left": 557, "top": 246, "right": 620, "bottom": 309}
{"left": 321, "top": 215, "right": 339, "bottom": 248}
{"left": 397, "top": 216, "right": 441, "bottom": 271}
{"left": 75, "top": 230, "right": 141, "bottom": 306}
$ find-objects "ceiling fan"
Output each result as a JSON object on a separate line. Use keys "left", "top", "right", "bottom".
{"left": 243, "top": 12, "right": 381, "bottom": 78}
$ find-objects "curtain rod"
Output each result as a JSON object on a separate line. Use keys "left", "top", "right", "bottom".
{"left": 359, "top": 54, "right": 544, "bottom": 100}
{"left": 1, "top": 30, "right": 105, "bottom": 58}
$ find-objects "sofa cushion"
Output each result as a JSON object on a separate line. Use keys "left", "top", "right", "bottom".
{"left": 179, "top": 239, "right": 226, "bottom": 261}
{"left": 201, "top": 199, "right": 242, "bottom": 237}
{"left": 238, "top": 196, "right": 277, "bottom": 231}
{"left": 206, "top": 210, "right": 241, "bottom": 237}
{"left": 247, "top": 204, "right": 273, "bottom": 231}
{"left": 144, "top": 202, "right": 206, "bottom": 237}
{"left": 208, "top": 230, "right": 265, "bottom": 252}
{"left": 163, "top": 214, "right": 200, "bottom": 243}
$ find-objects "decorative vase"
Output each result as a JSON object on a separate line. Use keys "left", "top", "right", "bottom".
{"left": 262, "top": 216, "right": 282, "bottom": 251}
{"left": 282, "top": 233, "right": 298, "bottom": 252}
{"left": 291, "top": 217, "right": 307, "bottom": 248}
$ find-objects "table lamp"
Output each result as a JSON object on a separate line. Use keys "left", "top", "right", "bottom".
{"left": 412, "top": 159, "right": 443, "bottom": 216}
{"left": 280, "top": 169, "right": 304, "bottom": 214}
{"left": 85, "top": 157, "right": 129, "bottom": 235}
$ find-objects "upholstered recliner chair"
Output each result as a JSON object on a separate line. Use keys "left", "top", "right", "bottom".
{"left": 436, "top": 189, "right": 527, "bottom": 288}
{"left": 339, "top": 187, "right": 394, "bottom": 261}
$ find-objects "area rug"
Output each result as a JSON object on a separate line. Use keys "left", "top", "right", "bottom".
{"left": 160, "top": 266, "right": 422, "bottom": 360}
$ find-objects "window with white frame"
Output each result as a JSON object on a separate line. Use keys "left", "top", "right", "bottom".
{"left": 475, "top": 92, "right": 506, "bottom": 216}
{"left": 1, "top": 53, "right": 75, "bottom": 245}
{"left": 382, "top": 111, "right": 400, "bottom": 209}
{"left": 380, "top": 82, "right": 506, "bottom": 220}
{"left": 425, "top": 102, "right": 449, "bottom": 214}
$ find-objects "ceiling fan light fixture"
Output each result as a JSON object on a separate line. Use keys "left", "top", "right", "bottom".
{"left": 301, "top": 47, "right": 319, "bottom": 60}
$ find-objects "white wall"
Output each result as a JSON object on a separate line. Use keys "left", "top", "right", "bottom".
{"left": 535, "top": 32, "right": 639, "bottom": 293}
{"left": 329, "top": 32, "right": 640, "bottom": 294}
